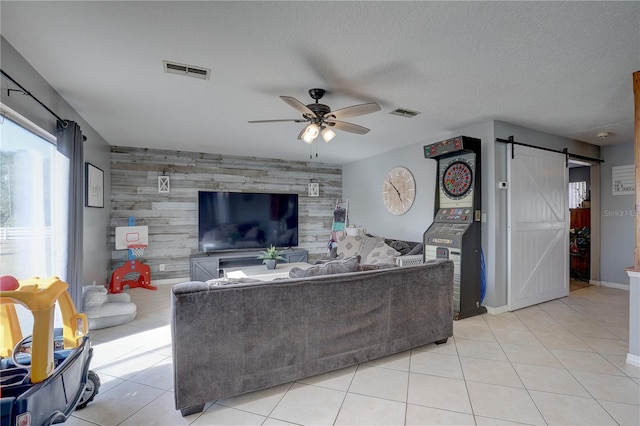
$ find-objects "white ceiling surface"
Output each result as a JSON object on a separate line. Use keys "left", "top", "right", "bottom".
{"left": 1, "top": 1, "right": 638, "bottom": 164}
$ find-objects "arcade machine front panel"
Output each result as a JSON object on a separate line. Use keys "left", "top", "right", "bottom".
{"left": 423, "top": 136, "right": 486, "bottom": 319}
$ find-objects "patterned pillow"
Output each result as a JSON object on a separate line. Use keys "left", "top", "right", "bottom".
{"left": 336, "top": 235, "right": 364, "bottom": 259}
{"left": 359, "top": 236, "right": 385, "bottom": 260}
{"left": 365, "top": 241, "right": 401, "bottom": 265}
{"left": 336, "top": 235, "right": 384, "bottom": 260}
{"left": 289, "top": 256, "right": 361, "bottom": 278}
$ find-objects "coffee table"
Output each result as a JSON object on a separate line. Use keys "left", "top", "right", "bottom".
{"left": 224, "top": 262, "right": 312, "bottom": 281}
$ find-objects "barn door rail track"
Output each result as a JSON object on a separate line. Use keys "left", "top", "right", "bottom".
{"left": 496, "top": 135, "right": 604, "bottom": 166}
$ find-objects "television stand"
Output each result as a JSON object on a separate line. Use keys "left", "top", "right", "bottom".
{"left": 190, "top": 248, "right": 308, "bottom": 281}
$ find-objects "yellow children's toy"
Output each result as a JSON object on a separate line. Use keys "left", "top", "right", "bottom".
{"left": 0, "top": 275, "right": 100, "bottom": 426}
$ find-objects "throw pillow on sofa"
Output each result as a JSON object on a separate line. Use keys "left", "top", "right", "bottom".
{"left": 335, "top": 235, "right": 364, "bottom": 258}
{"left": 336, "top": 235, "right": 383, "bottom": 261}
{"left": 406, "top": 242, "right": 424, "bottom": 256}
{"left": 289, "top": 255, "right": 361, "bottom": 278}
{"left": 385, "top": 239, "right": 411, "bottom": 255}
{"left": 365, "top": 241, "right": 400, "bottom": 265}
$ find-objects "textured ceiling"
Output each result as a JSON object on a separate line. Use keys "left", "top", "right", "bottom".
{"left": 1, "top": 1, "right": 639, "bottom": 164}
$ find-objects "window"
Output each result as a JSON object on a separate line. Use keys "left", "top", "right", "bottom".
{"left": 568, "top": 181, "right": 587, "bottom": 209}
{"left": 0, "top": 116, "right": 69, "bottom": 280}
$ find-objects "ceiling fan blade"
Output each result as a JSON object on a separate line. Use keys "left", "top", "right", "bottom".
{"left": 280, "top": 96, "right": 315, "bottom": 117}
{"left": 248, "top": 119, "right": 307, "bottom": 123}
{"left": 328, "top": 120, "right": 370, "bottom": 135}
{"left": 328, "top": 102, "right": 381, "bottom": 120}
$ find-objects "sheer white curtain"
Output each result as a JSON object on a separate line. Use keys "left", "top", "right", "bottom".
{"left": 1, "top": 114, "right": 71, "bottom": 332}
{"left": 0, "top": 116, "right": 68, "bottom": 279}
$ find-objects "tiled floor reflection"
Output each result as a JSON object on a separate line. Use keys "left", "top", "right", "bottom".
{"left": 63, "top": 284, "right": 639, "bottom": 425}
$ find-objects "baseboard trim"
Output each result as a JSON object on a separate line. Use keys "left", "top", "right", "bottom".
{"left": 485, "top": 305, "right": 509, "bottom": 315}
{"left": 151, "top": 277, "right": 189, "bottom": 286}
{"left": 590, "top": 280, "right": 630, "bottom": 291}
{"left": 626, "top": 353, "right": 640, "bottom": 367}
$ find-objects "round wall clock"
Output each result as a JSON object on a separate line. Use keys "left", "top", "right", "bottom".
{"left": 382, "top": 166, "right": 416, "bottom": 215}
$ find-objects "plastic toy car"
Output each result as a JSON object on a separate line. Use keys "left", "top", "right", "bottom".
{"left": 1, "top": 276, "right": 100, "bottom": 426}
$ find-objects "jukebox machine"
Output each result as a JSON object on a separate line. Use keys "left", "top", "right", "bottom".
{"left": 423, "top": 136, "right": 486, "bottom": 319}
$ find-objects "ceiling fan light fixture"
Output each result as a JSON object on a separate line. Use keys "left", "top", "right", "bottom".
{"left": 250, "top": 88, "right": 381, "bottom": 145}
{"left": 302, "top": 123, "right": 319, "bottom": 144}
{"left": 321, "top": 127, "right": 336, "bottom": 143}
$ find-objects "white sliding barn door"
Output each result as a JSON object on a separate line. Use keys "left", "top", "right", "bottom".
{"left": 507, "top": 145, "right": 569, "bottom": 310}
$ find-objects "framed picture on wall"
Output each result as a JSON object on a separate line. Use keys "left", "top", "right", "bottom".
{"left": 85, "top": 163, "right": 104, "bottom": 208}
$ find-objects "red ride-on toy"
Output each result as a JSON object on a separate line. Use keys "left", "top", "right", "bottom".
{"left": 0, "top": 276, "right": 100, "bottom": 426}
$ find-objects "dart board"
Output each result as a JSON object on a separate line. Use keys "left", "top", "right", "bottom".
{"left": 440, "top": 160, "right": 473, "bottom": 200}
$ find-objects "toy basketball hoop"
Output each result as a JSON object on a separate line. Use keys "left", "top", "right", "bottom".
{"left": 128, "top": 244, "right": 147, "bottom": 259}
{"left": 110, "top": 218, "right": 156, "bottom": 294}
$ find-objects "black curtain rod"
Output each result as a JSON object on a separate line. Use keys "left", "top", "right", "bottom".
{"left": 496, "top": 136, "right": 603, "bottom": 164}
{"left": 1, "top": 68, "right": 68, "bottom": 128}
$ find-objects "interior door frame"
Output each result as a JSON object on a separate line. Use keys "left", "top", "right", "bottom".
{"left": 566, "top": 159, "right": 601, "bottom": 284}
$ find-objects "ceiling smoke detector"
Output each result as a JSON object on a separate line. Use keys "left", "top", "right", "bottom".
{"left": 163, "top": 60, "right": 210, "bottom": 80}
{"left": 390, "top": 108, "right": 420, "bottom": 118}
{"left": 596, "top": 131, "right": 611, "bottom": 138}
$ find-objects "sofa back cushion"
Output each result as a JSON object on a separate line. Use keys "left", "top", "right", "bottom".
{"left": 289, "top": 256, "right": 361, "bottom": 278}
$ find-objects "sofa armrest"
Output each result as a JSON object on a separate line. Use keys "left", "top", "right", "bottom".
{"left": 173, "top": 281, "right": 209, "bottom": 295}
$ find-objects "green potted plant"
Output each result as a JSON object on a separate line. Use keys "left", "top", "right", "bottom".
{"left": 257, "top": 245, "right": 285, "bottom": 270}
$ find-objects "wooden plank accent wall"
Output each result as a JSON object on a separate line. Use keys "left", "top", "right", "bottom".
{"left": 110, "top": 146, "right": 342, "bottom": 280}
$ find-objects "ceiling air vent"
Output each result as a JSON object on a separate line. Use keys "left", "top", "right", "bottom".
{"left": 390, "top": 108, "right": 420, "bottom": 118}
{"left": 163, "top": 60, "right": 211, "bottom": 80}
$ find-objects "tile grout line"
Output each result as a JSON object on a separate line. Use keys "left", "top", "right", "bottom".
{"left": 519, "top": 297, "right": 630, "bottom": 425}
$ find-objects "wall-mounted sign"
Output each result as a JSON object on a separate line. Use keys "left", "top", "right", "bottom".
{"left": 308, "top": 182, "right": 319, "bottom": 197}
{"left": 612, "top": 165, "right": 635, "bottom": 195}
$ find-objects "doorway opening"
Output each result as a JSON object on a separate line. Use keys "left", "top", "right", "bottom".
{"left": 568, "top": 159, "right": 597, "bottom": 291}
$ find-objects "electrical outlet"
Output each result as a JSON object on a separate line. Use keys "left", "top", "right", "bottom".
{"left": 159, "top": 264, "right": 165, "bottom": 272}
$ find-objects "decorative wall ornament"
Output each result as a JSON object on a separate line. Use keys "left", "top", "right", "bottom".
{"left": 158, "top": 174, "right": 170, "bottom": 193}
{"left": 308, "top": 182, "right": 319, "bottom": 197}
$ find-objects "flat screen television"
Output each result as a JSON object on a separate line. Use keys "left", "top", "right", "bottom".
{"left": 198, "top": 191, "right": 299, "bottom": 252}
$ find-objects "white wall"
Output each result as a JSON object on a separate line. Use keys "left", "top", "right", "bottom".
{"left": 342, "top": 140, "right": 437, "bottom": 243}
{"left": 600, "top": 142, "right": 635, "bottom": 287}
{"left": 1, "top": 37, "right": 112, "bottom": 286}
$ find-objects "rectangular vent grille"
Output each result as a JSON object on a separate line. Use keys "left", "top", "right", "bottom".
{"left": 390, "top": 108, "right": 420, "bottom": 117}
{"left": 163, "top": 60, "right": 210, "bottom": 80}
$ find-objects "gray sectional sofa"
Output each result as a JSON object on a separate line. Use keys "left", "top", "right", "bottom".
{"left": 171, "top": 259, "right": 453, "bottom": 416}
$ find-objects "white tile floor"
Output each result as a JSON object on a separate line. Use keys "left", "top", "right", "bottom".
{"left": 63, "top": 284, "right": 640, "bottom": 426}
